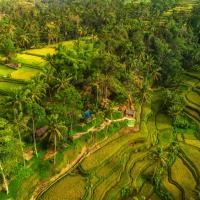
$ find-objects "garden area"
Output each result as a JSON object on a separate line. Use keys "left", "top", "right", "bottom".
{"left": 0, "top": 0, "right": 200, "bottom": 200}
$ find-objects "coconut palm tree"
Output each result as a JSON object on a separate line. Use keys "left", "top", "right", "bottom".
{"left": 26, "top": 101, "right": 45, "bottom": 157}
{"left": 24, "top": 77, "right": 47, "bottom": 157}
{"left": 54, "top": 71, "right": 72, "bottom": 92}
{"left": 40, "top": 66, "right": 55, "bottom": 100}
{"left": 46, "top": 114, "right": 67, "bottom": 165}
{"left": 12, "top": 113, "right": 29, "bottom": 167}
{"left": 3, "top": 89, "right": 27, "bottom": 118}
{"left": 26, "top": 76, "right": 47, "bottom": 103}
{"left": 149, "top": 147, "right": 168, "bottom": 187}
{"left": 0, "top": 162, "right": 9, "bottom": 195}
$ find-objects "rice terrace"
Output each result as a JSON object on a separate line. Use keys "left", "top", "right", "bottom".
{"left": 0, "top": 0, "right": 199, "bottom": 200}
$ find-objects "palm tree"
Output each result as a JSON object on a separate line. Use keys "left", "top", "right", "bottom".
{"left": 46, "top": 114, "right": 67, "bottom": 165}
{"left": 4, "top": 90, "right": 27, "bottom": 117}
{"left": 40, "top": 66, "right": 55, "bottom": 100}
{"left": 12, "top": 113, "right": 29, "bottom": 167}
{"left": 0, "top": 162, "right": 9, "bottom": 195}
{"left": 26, "top": 76, "right": 47, "bottom": 103}
{"left": 139, "top": 79, "right": 152, "bottom": 129}
{"left": 149, "top": 147, "right": 168, "bottom": 187}
{"left": 24, "top": 77, "right": 47, "bottom": 157}
{"left": 3, "top": 90, "right": 28, "bottom": 166}
{"left": 26, "top": 102, "right": 45, "bottom": 157}
{"left": 151, "top": 66, "right": 161, "bottom": 81}
{"left": 54, "top": 72, "right": 71, "bottom": 92}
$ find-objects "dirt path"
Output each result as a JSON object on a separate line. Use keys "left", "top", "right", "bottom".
{"left": 30, "top": 132, "right": 125, "bottom": 200}
{"left": 72, "top": 117, "right": 129, "bottom": 140}
{"left": 30, "top": 146, "right": 87, "bottom": 200}
{"left": 31, "top": 117, "right": 136, "bottom": 200}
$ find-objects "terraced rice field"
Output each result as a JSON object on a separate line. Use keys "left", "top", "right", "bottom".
{"left": 164, "top": 0, "right": 199, "bottom": 16}
{"left": 183, "top": 72, "right": 200, "bottom": 124}
{"left": 0, "top": 64, "right": 14, "bottom": 76}
{"left": 38, "top": 70, "right": 200, "bottom": 200}
{"left": 0, "top": 81, "right": 23, "bottom": 91}
{"left": 0, "top": 39, "right": 76, "bottom": 96}
{"left": 11, "top": 67, "right": 40, "bottom": 80}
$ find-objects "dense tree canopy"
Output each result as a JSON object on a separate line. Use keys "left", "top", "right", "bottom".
{"left": 0, "top": 0, "right": 199, "bottom": 198}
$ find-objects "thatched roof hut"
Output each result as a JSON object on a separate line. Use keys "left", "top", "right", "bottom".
{"left": 36, "top": 126, "right": 49, "bottom": 138}
{"left": 125, "top": 109, "right": 136, "bottom": 118}
{"left": 5, "top": 63, "right": 21, "bottom": 69}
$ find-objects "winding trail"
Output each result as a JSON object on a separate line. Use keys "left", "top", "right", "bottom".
{"left": 31, "top": 116, "right": 136, "bottom": 200}
{"left": 72, "top": 117, "right": 130, "bottom": 140}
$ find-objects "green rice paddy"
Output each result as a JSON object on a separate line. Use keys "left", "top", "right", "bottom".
{"left": 0, "top": 39, "right": 76, "bottom": 95}
{"left": 38, "top": 70, "right": 200, "bottom": 200}
{"left": 0, "top": 38, "right": 199, "bottom": 200}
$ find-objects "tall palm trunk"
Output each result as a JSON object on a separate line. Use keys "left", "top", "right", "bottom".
{"left": 0, "top": 162, "right": 9, "bottom": 195}
{"left": 139, "top": 95, "right": 145, "bottom": 130}
{"left": 17, "top": 129, "right": 26, "bottom": 166}
{"left": 32, "top": 117, "right": 38, "bottom": 157}
{"left": 54, "top": 135, "right": 57, "bottom": 165}
{"left": 96, "top": 85, "right": 99, "bottom": 109}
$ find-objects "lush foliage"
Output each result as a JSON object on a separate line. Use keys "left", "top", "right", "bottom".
{"left": 0, "top": 0, "right": 199, "bottom": 199}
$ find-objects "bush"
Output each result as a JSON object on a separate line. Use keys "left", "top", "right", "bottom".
{"left": 173, "top": 115, "right": 190, "bottom": 128}
{"left": 162, "top": 89, "right": 185, "bottom": 117}
{"left": 120, "top": 186, "right": 132, "bottom": 199}
{"left": 9, "top": 165, "right": 34, "bottom": 195}
{"left": 191, "top": 65, "right": 200, "bottom": 72}
{"left": 96, "top": 129, "right": 106, "bottom": 140}
{"left": 37, "top": 161, "right": 53, "bottom": 179}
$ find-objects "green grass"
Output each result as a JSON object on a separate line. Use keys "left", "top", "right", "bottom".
{"left": 186, "top": 91, "right": 200, "bottom": 106}
{"left": 183, "top": 139, "right": 200, "bottom": 149}
{"left": 0, "top": 65, "right": 15, "bottom": 76}
{"left": 163, "top": 175, "right": 182, "bottom": 200}
{"left": 182, "top": 74, "right": 199, "bottom": 86}
{"left": 24, "top": 39, "right": 76, "bottom": 57}
{"left": 11, "top": 66, "right": 40, "bottom": 80}
{"left": 180, "top": 143, "right": 200, "bottom": 173}
{"left": 185, "top": 96, "right": 200, "bottom": 113}
{"left": 81, "top": 133, "right": 138, "bottom": 171}
{"left": 158, "top": 129, "right": 173, "bottom": 146}
{"left": 57, "top": 40, "right": 75, "bottom": 48}
{"left": 156, "top": 113, "right": 172, "bottom": 130}
{"left": 171, "top": 158, "right": 196, "bottom": 199}
{"left": 149, "top": 193, "right": 161, "bottom": 200}
{"left": 184, "top": 72, "right": 200, "bottom": 81}
{"left": 184, "top": 107, "right": 200, "bottom": 123}
{"left": 138, "top": 182, "right": 154, "bottom": 198}
{"left": 16, "top": 54, "right": 47, "bottom": 67}
{"left": 0, "top": 81, "right": 23, "bottom": 91}
{"left": 130, "top": 159, "right": 151, "bottom": 190}
{"left": 24, "top": 47, "right": 56, "bottom": 57}
{"left": 177, "top": 128, "right": 198, "bottom": 140}
{"left": 40, "top": 175, "right": 85, "bottom": 200}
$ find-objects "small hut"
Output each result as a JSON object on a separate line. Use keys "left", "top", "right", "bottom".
{"left": 0, "top": 13, "right": 6, "bottom": 20}
{"left": 124, "top": 109, "right": 136, "bottom": 118}
{"left": 36, "top": 126, "right": 49, "bottom": 138}
{"left": 6, "top": 63, "right": 21, "bottom": 70}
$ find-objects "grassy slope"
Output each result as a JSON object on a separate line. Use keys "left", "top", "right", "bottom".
{"left": 0, "top": 39, "right": 76, "bottom": 94}
{"left": 37, "top": 70, "right": 200, "bottom": 200}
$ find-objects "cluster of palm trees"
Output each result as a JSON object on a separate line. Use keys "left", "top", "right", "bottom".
{"left": 1, "top": 66, "right": 72, "bottom": 166}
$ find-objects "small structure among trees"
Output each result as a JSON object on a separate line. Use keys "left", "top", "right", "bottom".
{"left": 5, "top": 63, "right": 21, "bottom": 70}
{"left": 119, "top": 95, "right": 136, "bottom": 119}
{"left": 124, "top": 109, "right": 136, "bottom": 118}
{"left": 36, "top": 126, "right": 49, "bottom": 138}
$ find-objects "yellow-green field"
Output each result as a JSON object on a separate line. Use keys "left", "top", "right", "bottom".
{"left": 38, "top": 70, "right": 200, "bottom": 200}
{"left": 11, "top": 67, "right": 40, "bottom": 80}
{"left": 0, "top": 39, "right": 76, "bottom": 95}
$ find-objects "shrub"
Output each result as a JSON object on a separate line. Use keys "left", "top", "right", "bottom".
{"left": 120, "top": 186, "right": 132, "bottom": 199}
{"left": 173, "top": 114, "right": 190, "bottom": 128}
{"left": 37, "top": 160, "right": 53, "bottom": 179}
